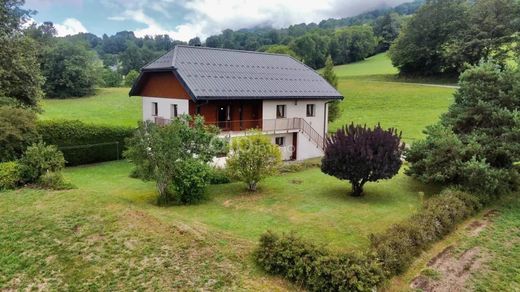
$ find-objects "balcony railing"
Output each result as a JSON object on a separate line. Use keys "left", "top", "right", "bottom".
{"left": 153, "top": 117, "right": 325, "bottom": 149}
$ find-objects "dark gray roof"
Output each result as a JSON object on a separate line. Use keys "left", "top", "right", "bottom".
{"left": 130, "top": 45, "right": 343, "bottom": 101}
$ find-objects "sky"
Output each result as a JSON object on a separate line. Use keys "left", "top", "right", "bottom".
{"left": 24, "top": 0, "right": 410, "bottom": 41}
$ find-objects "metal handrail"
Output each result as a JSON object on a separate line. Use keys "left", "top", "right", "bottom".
{"left": 153, "top": 116, "right": 325, "bottom": 149}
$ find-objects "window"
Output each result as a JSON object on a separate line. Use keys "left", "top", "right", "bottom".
{"left": 171, "top": 104, "right": 178, "bottom": 118}
{"left": 275, "top": 137, "right": 285, "bottom": 146}
{"left": 151, "top": 102, "right": 158, "bottom": 116}
{"left": 306, "top": 104, "right": 315, "bottom": 117}
{"left": 276, "top": 105, "right": 286, "bottom": 118}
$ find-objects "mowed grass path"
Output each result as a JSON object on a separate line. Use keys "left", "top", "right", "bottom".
{"left": 0, "top": 161, "right": 438, "bottom": 290}
{"left": 40, "top": 87, "right": 141, "bottom": 127}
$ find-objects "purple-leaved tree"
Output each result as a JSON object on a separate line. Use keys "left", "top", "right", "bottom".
{"left": 321, "top": 123, "right": 405, "bottom": 197}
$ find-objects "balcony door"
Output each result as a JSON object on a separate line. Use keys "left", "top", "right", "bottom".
{"left": 217, "top": 104, "right": 231, "bottom": 130}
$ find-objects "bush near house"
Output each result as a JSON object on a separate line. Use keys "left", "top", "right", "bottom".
{"left": 19, "top": 141, "right": 65, "bottom": 183}
{"left": 124, "top": 116, "right": 222, "bottom": 205}
{"left": 37, "top": 120, "right": 134, "bottom": 166}
{"left": 226, "top": 132, "right": 282, "bottom": 191}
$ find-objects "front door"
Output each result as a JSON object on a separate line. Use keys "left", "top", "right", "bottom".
{"left": 217, "top": 104, "right": 231, "bottom": 130}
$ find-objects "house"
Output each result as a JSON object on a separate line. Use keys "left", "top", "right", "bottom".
{"left": 129, "top": 45, "right": 343, "bottom": 161}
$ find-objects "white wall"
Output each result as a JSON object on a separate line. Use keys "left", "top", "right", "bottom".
{"left": 262, "top": 99, "right": 329, "bottom": 137}
{"left": 269, "top": 133, "right": 294, "bottom": 161}
{"left": 296, "top": 132, "right": 324, "bottom": 160}
{"left": 142, "top": 96, "right": 189, "bottom": 121}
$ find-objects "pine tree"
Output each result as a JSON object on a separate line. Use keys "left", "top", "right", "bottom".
{"left": 321, "top": 55, "right": 341, "bottom": 122}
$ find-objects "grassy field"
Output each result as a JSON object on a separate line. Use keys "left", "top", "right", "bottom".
{"left": 0, "top": 161, "right": 438, "bottom": 290}
{"left": 40, "top": 88, "right": 141, "bottom": 127}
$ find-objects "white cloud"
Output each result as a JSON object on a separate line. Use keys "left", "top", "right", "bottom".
{"left": 108, "top": 0, "right": 409, "bottom": 41}
{"left": 55, "top": 18, "right": 88, "bottom": 36}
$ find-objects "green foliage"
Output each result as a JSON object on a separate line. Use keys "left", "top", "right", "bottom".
{"left": 320, "top": 56, "right": 342, "bottom": 122}
{"left": 0, "top": 1, "right": 44, "bottom": 108}
{"left": 37, "top": 120, "right": 133, "bottom": 166}
{"left": 226, "top": 132, "right": 282, "bottom": 191}
{"left": 37, "top": 171, "right": 74, "bottom": 190}
{"left": 0, "top": 161, "right": 22, "bottom": 190}
{"left": 405, "top": 124, "right": 476, "bottom": 184}
{"left": 124, "top": 116, "right": 222, "bottom": 205}
{"left": 19, "top": 142, "right": 65, "bottom": 183}
{"left": 42, "top": 41, "right": 103, "bottom": 98}
{"left": 370, "top": 189, "right": 482, "bottom": 276}
{"left": 0, "top": 35, "right": 44, "bottom": 108}
{"left": 390, "top": 0, "right": 468, "bottom": 75}
{"left": 0, "top": 106, "right": 38, "bottom": 162}
{"left": 124, "top": 69, "right": 139, "bottom": 87}
{"left": 407, "top": 61, "right": 520, "bottom": 196}
{"left": 262, "top": 45, "right": 300, "bottom": 59}
{"left": 391, "top": 0, "right": 520, "bottom": 75}
{"left": 208, "top": 167, "right": 232, "bottom": 184}
{"left": 255, "top": 231, "right": 385, "bottom": 291}
{"left": 102, "top": 68, "right": 122, "bottom": 87}
{"left": 332, "top": 25, "right": 378, "bottom": 64}
{"left": 169, "top": 159, "right": 211, "bottom": 204}
{"left": 373, "top": 13, "right": 402, "bottom": 53}
{"left": 119, "top": 43, "right": 160, "bottom": 75}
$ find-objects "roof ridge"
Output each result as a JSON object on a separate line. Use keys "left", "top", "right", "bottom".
{"left": 175, "top": 44, "right": 293, "bottom": 58}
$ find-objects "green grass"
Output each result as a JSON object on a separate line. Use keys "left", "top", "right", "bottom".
{"left": 0, "top": 161, "right": 437, "bottom": 290}
{"left": 332, "top": 53, "right": 398, "bottom": 77}
{"left": 40, "top": 87, "right": 141, "bottom": 127}
{"left": 330, "top": 78, "right": 455, "bottom": 142}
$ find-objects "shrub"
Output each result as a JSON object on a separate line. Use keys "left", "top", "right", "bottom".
{"left": 322, "top": 123, "right": 405, "bottom": 196}
{"left": 227, "top": 132, "right": 282, "bottom": 191}
{"left": 124, "top": 117, "right": 222, "bottom": 205}
{"left": 370, "top": 189, "right": 482, "bottom": 276}
{"left": 0, "top": 161, "right": 22, "bottom": 190}
{"left": 278, "top": 159, "right": 321, "bottom": 173}
{"left": 37, "top": 120, "right": 134, "bottom": 166}
{"left": 208, "top": 167, "right": 231, "bottom": 184}
{"left": 255, "top": 231, "right": 385, "bottom": 291}
{"left": 0, "top": 106, "right": 39, "bottom": 162}
{"left": 124, "top": 69, "right": 139, "bottom": 87}
{"left": 37, "top": 171, "right": 74, "bottom": 190}
{"left": 458, "top": 158, "right": 515, "bottom": 199}
{"left": 19, "top": 142, "right": 65, "bottom": 183}
{"left": 170, "top": 159, "right": 210, "bottom": 204}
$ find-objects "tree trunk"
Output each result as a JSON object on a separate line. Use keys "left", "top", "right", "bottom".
{"left": 351, "top": 181, "right": 365, "bottom": 197}
{"left": 156, "top": 179, "right": 170, "bottom": 205}
{"left": 248, "top": 181, "right": 257, "bottom": 192}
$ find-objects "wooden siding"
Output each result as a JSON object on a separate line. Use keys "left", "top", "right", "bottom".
{"left": 139, "top": 72, "right": 190, "bottom": 99}
{"left": 191, "top": 100, "right": 263, "bottom": 131}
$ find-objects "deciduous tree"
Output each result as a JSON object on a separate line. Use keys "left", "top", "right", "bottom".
{"left": 321, "top": 124, "right": 405, "bottom": 196}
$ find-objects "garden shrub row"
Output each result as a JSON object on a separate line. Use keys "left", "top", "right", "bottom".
{"left": 37, "top": 120, "right": 134, "bottom": 166}
{"left": 255, "top": 189, "right": 484, "bottom": 291}
{"left": 0, "top": 161, "right": 22, "bottom": 190}
{"left": 370, "top": 189, "right": 483, "bottom": 276}
{"left": 255, "top": 232, "right": 384, "bottom": 291}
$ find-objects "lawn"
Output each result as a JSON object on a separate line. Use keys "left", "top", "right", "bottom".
{"left": 40, "top": 87, "right": 141, "bottom": 127}
{"left": 0, "top": 161, "right": 438, "bottom": 290}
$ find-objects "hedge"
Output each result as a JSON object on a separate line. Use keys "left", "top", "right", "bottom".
{"left": 255, "top": 189, "right": 484, "bottom": 291}
{"left": 37, "top": 120, "right": 134, "bottom": 166}
{"left": 255, "top": 232, "right": 384, "bottom": 291}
